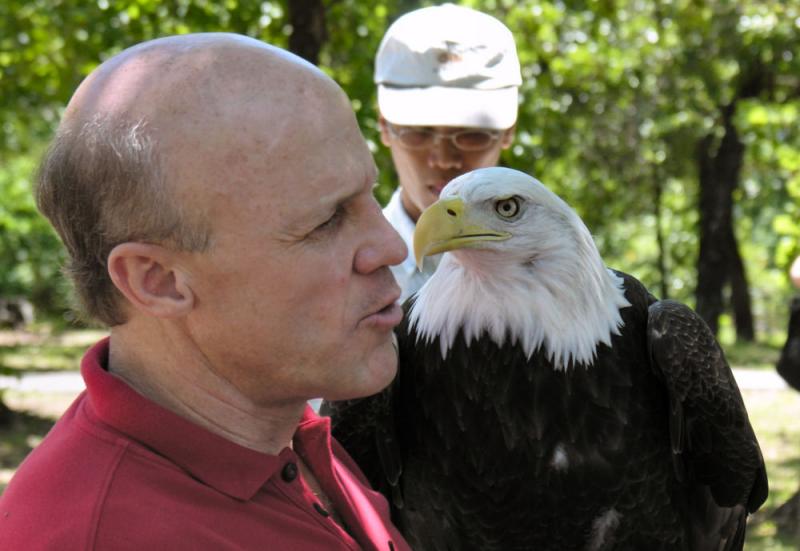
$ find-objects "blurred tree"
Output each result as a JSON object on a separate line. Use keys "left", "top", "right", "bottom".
{"left": 0, "top": 154, "right": 65, "bottom": 317}
{"left": 681, "top": 1, "right": 799, "bottom": 339}
{"left": 486, "top": 0, "right": 800, "bottom": 339}
{"left": 0, "top": 0, "right": 798, "bottom": 339}
{"left": 288, "top": 0, "right": 326, "bottom": 64}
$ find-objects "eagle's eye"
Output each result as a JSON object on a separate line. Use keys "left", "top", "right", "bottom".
{"left": 494, "top": 197, "right": 520, "bottom": 218}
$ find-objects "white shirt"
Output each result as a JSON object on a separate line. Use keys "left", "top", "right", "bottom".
{"left": 383, "top": 189, "right": 441, "bottom": 303}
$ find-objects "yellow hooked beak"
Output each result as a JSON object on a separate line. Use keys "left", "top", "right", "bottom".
{"left": 413, "top": 197, "right": 512, "bottom": 270}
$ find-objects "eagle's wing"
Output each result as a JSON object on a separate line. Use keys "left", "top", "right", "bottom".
{"left": 647, "top": 299, "right": 768, "bottom": 549}
{"left": 321, "top": 361, "right": 404, "bottom": 508}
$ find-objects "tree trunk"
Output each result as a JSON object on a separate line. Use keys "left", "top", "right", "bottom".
{"left": 727, "top": 224, "right": 755, "bottom": 340}
{"left": 287, "top": 0, "right": 327, "bottom": 65}
{"left": 695, "top": 133, "right": 730, "bottom": 336}
{"left": 694, "top": 103, "right": 754, "bottom": 338}
{"left": 653, "top": 167, "right": 669, "bottom": 299}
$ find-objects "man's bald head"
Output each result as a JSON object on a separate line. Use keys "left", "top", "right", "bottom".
{"left": 64, "top": 33, "right": 332, "bottom": 141}
{"left": 36, "top": 33, "right": 345, "bottom": 326}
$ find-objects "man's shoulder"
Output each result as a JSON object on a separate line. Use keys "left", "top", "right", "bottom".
{"left": 0, "top": 395, "right": 194, "bottom": 549}
{"left": 0, "top": 396, "right": 136, "bottom": 548}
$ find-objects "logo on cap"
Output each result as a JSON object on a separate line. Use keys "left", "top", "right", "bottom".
{"left": 437, "top": 51, "right": 462, "bottom": 65}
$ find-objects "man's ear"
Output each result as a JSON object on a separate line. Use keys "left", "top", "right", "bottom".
{"left": 378, "top": 114, "right": 392, "bottom": 147}
{"left": 500, "top": 124, "right": 516, "bottom": 149}
{"left": 107, "top": 242, "right": 194, "bottom": 318}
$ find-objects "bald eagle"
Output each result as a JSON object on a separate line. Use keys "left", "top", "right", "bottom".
{"left": 325, "top": 167, "right": 767, "bottom": 550}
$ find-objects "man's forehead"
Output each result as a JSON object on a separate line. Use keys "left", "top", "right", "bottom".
{"left": 294, "top": 156, "right": 377, "bottom": 201}
{"left": 280, "top": 159, "right": 375, "bottom": 215}
{"left": 215, "top": 127, "right": 375, "bottom": 218}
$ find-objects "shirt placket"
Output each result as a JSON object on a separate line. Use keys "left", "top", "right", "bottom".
{"left": 272, "top": 448, "right": 361, "bottom": 550}
{"left": 294, "top": 419, "right": 398, "bottom": 551}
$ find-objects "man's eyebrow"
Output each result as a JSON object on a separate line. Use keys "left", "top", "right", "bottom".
{"left": 313, "top": 164, "right": 379, "bottom": 214}
{"left": 338, "top": 167, "right": 379, "bottom": 202}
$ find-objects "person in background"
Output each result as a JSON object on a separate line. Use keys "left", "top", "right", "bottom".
{"left": 791, "top": 254, "right": 800, "bottom": 289}
{"left": 375, "top": 3, "right": 522, "bottom": 301}
{"left": 777, "top": 253, "right": 800, "bottom": 390}
{"left": 0, "top": 33, "right": 413, "bottom": 551}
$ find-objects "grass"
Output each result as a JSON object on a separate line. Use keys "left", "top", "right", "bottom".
{"left": 724, "top": 339, "right": 784, "bottom": 371}
{"left": 0, "top": 329, "right": 798, "bottom": 549}
{"left": 0, "top": 328, "right": 106, "bottom": 374}
{"left": 721, "top": 334, "right": 799, "bottom": 548}
{"left": 740, "top": 388, "right": 800, "bottom": 550}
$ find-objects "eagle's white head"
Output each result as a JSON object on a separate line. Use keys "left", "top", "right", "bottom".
{"left": 409, "top": 167, "right": 630, "bottom": 369}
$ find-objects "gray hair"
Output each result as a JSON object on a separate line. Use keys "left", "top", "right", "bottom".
{"left": 36, "top": 115, "right": 211, "bottom": 326}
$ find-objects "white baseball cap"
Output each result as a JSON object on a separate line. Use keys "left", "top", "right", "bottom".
{"left": 375, "top": 3, "right": 521, "bottom": 130}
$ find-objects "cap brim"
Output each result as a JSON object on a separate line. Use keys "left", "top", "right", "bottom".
{"left": 378, "top": 85, "right": 518, "bottom": 130}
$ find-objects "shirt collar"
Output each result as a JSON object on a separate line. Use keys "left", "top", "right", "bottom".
{"left": 383, "top": 189, "right": 418, "bottom": 276}
{"left": 81, "top": 338, "right": 324, "bottom": 501}
{"left": 383, "top": 188, "right": 442, "bottom": 287}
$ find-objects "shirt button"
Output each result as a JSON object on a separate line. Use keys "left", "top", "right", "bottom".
{"left": 313, "top": 502, "right": 330, "bottom": 517}
{"left": 281, "top": 462, "right": 298, "bottom": 482}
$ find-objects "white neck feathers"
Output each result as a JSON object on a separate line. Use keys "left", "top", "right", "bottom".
{"left": 408, "top": 240, "right": 630, "bottom": 370}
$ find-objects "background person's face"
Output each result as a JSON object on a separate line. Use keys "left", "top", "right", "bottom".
{"left": 380, "top": 118, "right": 514, "bottom": 222}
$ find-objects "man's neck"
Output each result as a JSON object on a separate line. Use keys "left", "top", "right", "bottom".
{"left": 108, "top": 323, "right": 305, "bottom": 455}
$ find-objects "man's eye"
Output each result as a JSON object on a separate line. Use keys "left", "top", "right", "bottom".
{"left": 315, "top": 206, "right": 345, "bottom": 233}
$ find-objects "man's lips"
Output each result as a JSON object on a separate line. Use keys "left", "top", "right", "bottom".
{"left": 361, "top": 290, "right": 403, "bottom": 330}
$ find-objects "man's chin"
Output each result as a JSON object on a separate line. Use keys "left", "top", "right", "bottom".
{"left": 326, "top": 345, "right": 398, "bottom": 401}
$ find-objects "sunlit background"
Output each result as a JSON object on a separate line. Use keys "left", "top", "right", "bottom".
{"left": 1, "top": 1, "right": 798, "bottom": 548}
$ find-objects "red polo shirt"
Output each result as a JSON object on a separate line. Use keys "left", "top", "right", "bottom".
{"left": 0, "top": 339, "right": 410, "bottom": 551}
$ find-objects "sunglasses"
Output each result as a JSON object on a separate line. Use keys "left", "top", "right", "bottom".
{"left": 386, "top": 123, "right": 502, "bottom": 152}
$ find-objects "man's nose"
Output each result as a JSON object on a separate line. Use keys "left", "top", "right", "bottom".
{"left": 354, "top": 205, "right": 408, "bottom": 274}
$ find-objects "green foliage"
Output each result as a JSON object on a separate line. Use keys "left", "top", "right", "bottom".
{"left": 0, "top": 0, "right": 798, "bottom": 339}
{"left": 491, "top": 0, "right": 800, "bottom": 315}
{"left": 0, "top": 0, "right": 292, "bottom": 320}
{"left": 0, "top": 153, "right": 67, "bottom": 316}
